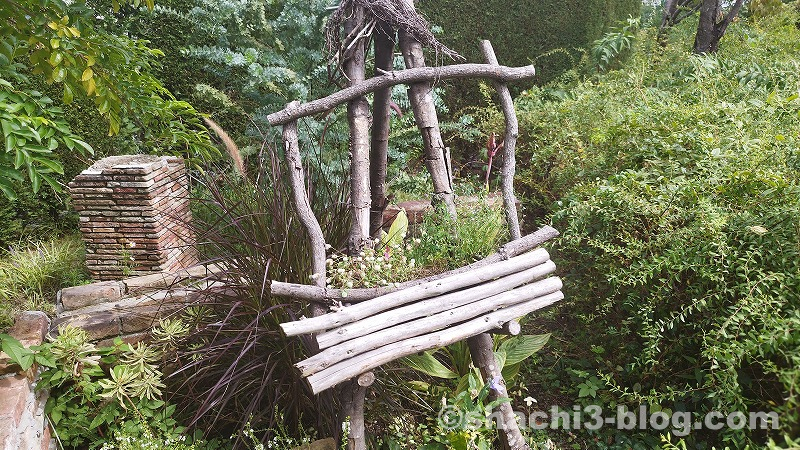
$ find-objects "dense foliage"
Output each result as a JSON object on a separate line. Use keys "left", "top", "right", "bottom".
{"left": 419, "top": 0, "right": 640, "bottom": 109}
{"left": 0, "top": 0, "right": 218, "bottom": 199}
{"left": 476, "top": 7, "right": 800, "bottom": 448}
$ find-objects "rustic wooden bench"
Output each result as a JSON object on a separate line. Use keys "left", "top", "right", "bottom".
{"left": 279, "top": 227, "right": 563, "bottom": 394}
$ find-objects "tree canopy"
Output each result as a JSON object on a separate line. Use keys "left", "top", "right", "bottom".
{"left": 0, "top": 0, "right": 217, "bottom": 199}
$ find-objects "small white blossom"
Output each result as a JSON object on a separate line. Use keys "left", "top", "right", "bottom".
{"left": 310, "top": 273, "right": 319, "bottom": 280}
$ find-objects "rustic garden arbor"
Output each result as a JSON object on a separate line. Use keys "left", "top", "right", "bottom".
{"left": 267, "top": 2, "right": 557, "bottom": 449}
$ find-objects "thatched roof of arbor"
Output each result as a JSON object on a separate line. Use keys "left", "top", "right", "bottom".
{"left": 325, "top": 0, "right": 462, "bottom": 70}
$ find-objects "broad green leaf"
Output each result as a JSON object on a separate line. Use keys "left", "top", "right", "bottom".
{"left": 379, "top": 209, "right": 408, "bottom": 248}
{"left": 501, "top": 362, "right": 520, "bottom": 380}
{"left": 1, "top": 334, "right": 35, "bottom": 370}
{"left": 498, "top": 334, "right": 550, "bottom": 366}
{"left": 81, "top": 67, "right": 93, "bottom": 81}
{"left": 401, "top": 351, "right": 458, "bottom": 379}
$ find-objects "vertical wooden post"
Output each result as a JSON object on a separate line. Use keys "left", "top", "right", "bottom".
{"left": 398, "top": 0, "right": 457, "bottom": 220}
{"left": 341, "top": 5, "right": 372, "bottom": 448}
{"left": 480, "top": 40, "right": 522, "bottom": 241}
{"left": 283, "top": 108, "right": 327, "bottom": 317}
{"left": 468, "top": 333, "right": 531, "bottom": 450}
{"left": 369, "top": 22, "right": 395, "bottom": 237}
{"left": 344, "top": 5, "right": 372, "bottom": 253}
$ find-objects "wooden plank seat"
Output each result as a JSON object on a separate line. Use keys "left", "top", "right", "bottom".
{"left": 279, "top": 227, "right": 563, "bottom": 394}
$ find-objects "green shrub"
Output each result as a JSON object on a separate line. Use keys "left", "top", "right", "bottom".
{"left": 472, "top": 10, "right": 800, "bottom": 448}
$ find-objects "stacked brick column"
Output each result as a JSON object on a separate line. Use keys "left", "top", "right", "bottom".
{"left": 69, "top": 155, "right": 197, "bottom": 280}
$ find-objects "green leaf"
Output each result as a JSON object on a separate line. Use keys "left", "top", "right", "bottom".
{"left": 1, "top": 334, "right": 35, "bottom": 370}
{"left": 498, "top": 334, "right": 550, "bottom": 366}
{"left": 80, "top": 67, "right": 93, "bottom": 81}
{"left": 401, "top": 351, "right": 458, "bottom": 379}
{"left": 62, "top": 84, "right": 73, "bottom": 104}
{"left": 379, "top": 209, "right": 408, "bottom": 249}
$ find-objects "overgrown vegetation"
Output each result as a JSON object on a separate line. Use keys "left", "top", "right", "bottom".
{"left": 0, "top": 235, "right": 87, "bottom": 330}
{"left": 472, "top": 6, "right": 800, "bottom": 448}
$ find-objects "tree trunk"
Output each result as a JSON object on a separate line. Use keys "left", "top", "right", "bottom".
{"left": 397, "top": 1, "right": 456, "bottom": 220}
{"left": 344, "top": 5, "right": 371, "bottom": 253}
{"left": 370, "top": 22, "right": 394, "bottom": 237}
{"left": 693, "top": 0, "right": 746, "bottom": 54}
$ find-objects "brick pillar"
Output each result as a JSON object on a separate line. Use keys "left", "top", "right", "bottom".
{"left": 69, "top": 155, "right": 197, "bottom": 280}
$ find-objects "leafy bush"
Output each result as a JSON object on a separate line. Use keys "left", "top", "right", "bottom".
{"left": 0, "top": 235, "right": 87, "bottom": 331}
{"left": 26, "top": 324, "right": 191, "bottom": 449}
{"left": 473, "top": 9, "right": 800, "bottom": 448}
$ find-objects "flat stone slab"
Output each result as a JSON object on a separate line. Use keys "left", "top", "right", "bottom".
{"left": 59, "top": 281, "right": 124, "bottom": 311}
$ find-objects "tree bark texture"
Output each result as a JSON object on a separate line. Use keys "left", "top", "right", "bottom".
{"left": 480, "top": 40, "right": 521, "bottom": 240}
{"left": 399, "top": 36, "right": 456, "bottom": 218}
{"left": 369, "top": 22, "right": 395, "bottom": 237}
{"left": 305, "top": 290, "right": 563, "bottom": 393}
{"left": 344, "top": 5, "right": 372, "bottom": 254}
{"left": 298, "top": 274, "right": 560, "bottom": 377}
{"left": 267, "top": 64, "right": 537, "bottom": 126}
{"left": 397, "top": 1, "right": 455, "bottom": 219}
{"left": 694, "top": 0, "right": 746, "bottom": 53}
{"left": 468, "top": 333, "right": 531, "bottom": 450}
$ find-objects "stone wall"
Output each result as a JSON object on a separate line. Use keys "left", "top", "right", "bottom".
{"left": 54, "top": 264, "right": 224, "bottom": 344}
{"left": 69, "top": 155, "right": 197, "bottom": 281}
{"left": 0, "top": 312, "right": 51, "bottom": 450}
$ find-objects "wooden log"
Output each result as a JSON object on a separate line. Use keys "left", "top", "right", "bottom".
{"left": 283, "top": 113, "right": 327, "bottom": 317}
{"left": 314, "top": 260, "right": 556, "bottom": 350}
{"left": 299, "top": 276, "right": 562, "bottom": 376}
{"left": 306, "top": 290, "right": 564, "bottom": 394}
{"left": 280, "top": 248, "right": 550, "bottom": 336}
{"left": 491, "top": 320, "right": 521, "bottom": 336}
{"left": 369, "top": 22, "right": 395, "bottom": 237}
{"left": 399, "top": 1, "right": 456, "bottom": 219}
{"left": 468, "top": 333, "right": 530, "bottom": 450}
{"left": 270, "top": 226, "right": 559, "bottom": 303}
{"left": 266, "top": 63, "right": 536, "bottom": 126}
{"left": 341, "top": 378, "right": 368, "bottom": 450}
{"left": 481, "top": 40, "right": 522, "bottom": 241}
{"left": 345, "top": 5, "right": 372, "bottom": 253}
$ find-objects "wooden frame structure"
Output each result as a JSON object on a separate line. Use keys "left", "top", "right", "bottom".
{"left": 271, "top": 32, "right": 555, "bottom": 450}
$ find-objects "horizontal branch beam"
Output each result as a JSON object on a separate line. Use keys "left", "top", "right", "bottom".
{"left": 299, "top": 275, "right": 562, "bottom": 377}
{"left": 280, "top": 248, "right": 550, "bottom": 337}
{"left": 267, "top": 63, "right": 536, "bottom": 125}
{"left": 306, "top": 289, "right": 564, "bottom": 393}
{"left": 269, "top": 226, "right": 559, "bottom": 303}
{"left": 315, "top": 260, "right": 556, "bottom": 350}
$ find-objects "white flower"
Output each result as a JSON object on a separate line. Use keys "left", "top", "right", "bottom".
{"left": 360, "top": 264, "right": 367, "bottom": 270}
{"left": 341, "top": 291, "right": 348, "bottom": 298}
{"left": 524, "top": 396, "right": 537, "bottom": 406}
{"left": 374, "top": 264, "right": 381, "bottom": 271}
{"left": 326, "top": 258, "right": 334, "bottom": 266}
{"left": 337, "top": 268, "right": 345, "bottom": 274}
{"left": 414, "top": 238, "right": 421, "bottom": 244}
{"left": 127, "top": 241, "right": 136, "bottom": 248}
{"left": 409, "top": 259, "right": 416, "bottom": 267}
{"left": 386, "top": 263, "right": 392, "bottom": 269}
{"left": 310, "top": 273, "right": 319, "bottom": 280}
{"left": 346, "top": 281, "right": 353, "bottom": 288}
{"left": 325, "top": 243, "right": 332, "bottom": 250}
